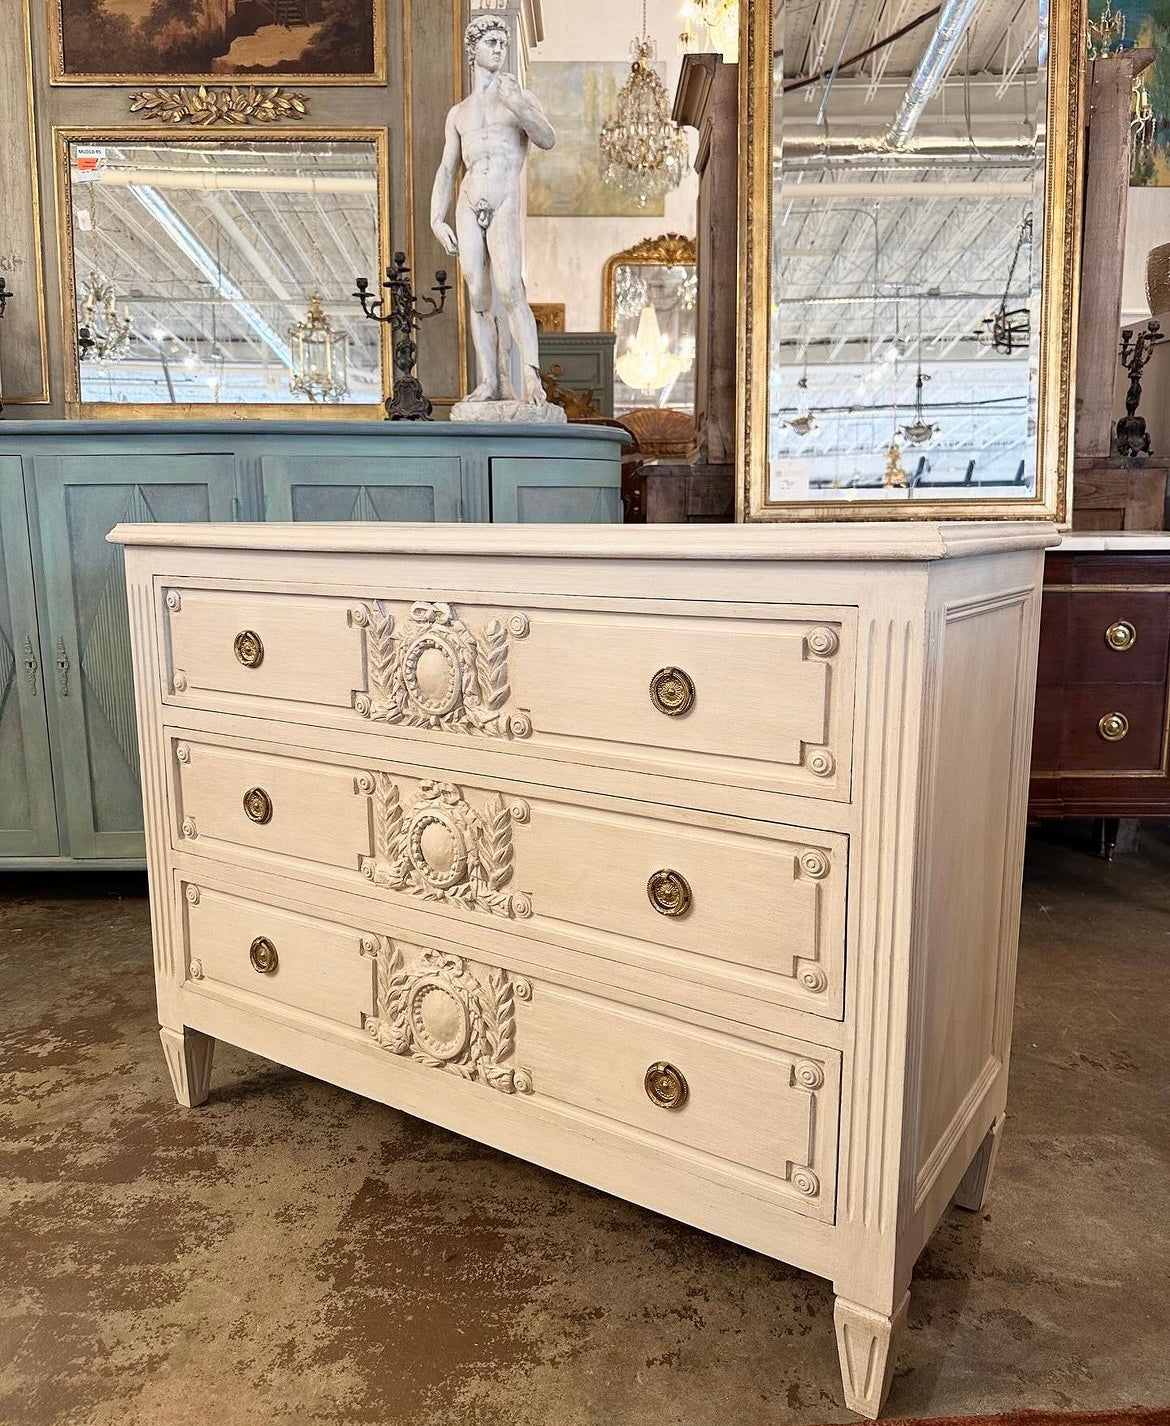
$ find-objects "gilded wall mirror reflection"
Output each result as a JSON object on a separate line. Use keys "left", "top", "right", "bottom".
{"left": 602, "top": 233, "right": 698, "bottom": 416}
{"left": 739, "top": 0, "right": 1084, "bottom": 520}
{"left": 57, "top": 129, "right": 389, "bottom": 416}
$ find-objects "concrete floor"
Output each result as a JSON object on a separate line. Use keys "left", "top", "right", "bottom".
{"left": 1, "top": 827, "right": 1168, "bottom": 1426}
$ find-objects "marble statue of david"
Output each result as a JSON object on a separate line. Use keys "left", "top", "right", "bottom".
{"left": 430, "top": 16, "right": 564, "bottom": 420}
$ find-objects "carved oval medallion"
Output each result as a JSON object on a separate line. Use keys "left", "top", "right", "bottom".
{"left": 403, "top": 634, "right": 463, "bottom": 716}
{"left": 408, "top": 811, "right": 469, "bottom": 889}
{"left": 409, "top": 981, "right": 470, "bottom": 1060}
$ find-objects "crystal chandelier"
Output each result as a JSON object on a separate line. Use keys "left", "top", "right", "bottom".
{"left": 1087, "top": 0, "right": 1124, "bottom": 57}
{"left": 615, "top": 304, "right": 690, "bottom": 392}
{"left": 78, "top": 271, "right": 132, "bottom": 362}
{"left": 288, "top": 294, "right": 349, "bottom": 403}
{"left": 600, "top": 2, "right": 689, "bottom": 209}
{"left": 883, "top": 440, "right": 908, "bottom": 488}
{"left": 679, "top": 0, "right": 739, "bottom": 61}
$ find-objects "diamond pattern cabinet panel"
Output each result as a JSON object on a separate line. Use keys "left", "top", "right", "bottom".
{"left": 0, "top": 459, "right": 57, "bottom": 857}
{"left": 491, "top": 459, "right": 623, "bottom": 524}
{"left": 258, "top": 454, "right": 463, "bottom": 523}
{"left": 32, "top": 455, "right": 236, "bottom": 860}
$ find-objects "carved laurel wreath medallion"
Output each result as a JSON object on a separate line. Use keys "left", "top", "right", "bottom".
{"left": 365, "top": 939, "right": 533, "bottom": 1095}
{"left": 359, "top": 774, "right": 533, "bottom": 919}
{"left": 350, "top": 600, "right": 532, "bottom": 739}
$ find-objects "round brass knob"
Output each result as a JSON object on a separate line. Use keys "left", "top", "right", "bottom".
{"left": 1105, "top": 621, "right": 1137, "bottom": 652}
{"left": 1098, "top": 712, "right": 1130, "bottom": 742}
{"left": 647, "top": 868, "right": 692, "bottom": 917}
{"left": 645, "top": 1061, "right": 689, "bottom": 1110}
{"left": 234, "top": 630, "right": 264, "bottom": 668}
{"left": 649, "top": 666, "right": 695, "bottom": 717}
{"left": 243, "top": 787, "right": 273, "bottom": 824}
{"left": 249, "top": 936, "right": 278, "bottom": 974}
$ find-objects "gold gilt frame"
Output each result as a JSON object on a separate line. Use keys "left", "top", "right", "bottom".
{"left": 737, "top": 0, "right": 1086, "bottom": 523}
{"left": 54, "top": 126, "right": 392, "bottom": 420}
{"left": 602, "top": 233, "right": 697, "bottom": 331}
{"left": 45, "top": 0, "right": 387, "bottom": 86}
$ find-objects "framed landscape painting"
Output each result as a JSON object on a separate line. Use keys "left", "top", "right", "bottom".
{"left": 48, "top": 0, "right": 385, "bottom": 85}
{"left": 527, "top": 62, "right": 666, "bottom": 218}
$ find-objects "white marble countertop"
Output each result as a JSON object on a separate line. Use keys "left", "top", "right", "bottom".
{"left": 1056, "top": 530, "right": 1170, "bottom": 551}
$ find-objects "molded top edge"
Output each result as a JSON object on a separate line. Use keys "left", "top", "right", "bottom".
{"left": 109, "top": 520, "right": 1060, "bottom": 560}
{"left": 1055, "top": 531, "right": 1170, "bottom": 552}
{"left": 1, "top": 418, "right": 623, "bottom": 442}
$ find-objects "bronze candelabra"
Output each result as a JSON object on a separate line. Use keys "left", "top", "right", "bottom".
{"left": 354, "top": 252, "right": 451, "bottom": 421}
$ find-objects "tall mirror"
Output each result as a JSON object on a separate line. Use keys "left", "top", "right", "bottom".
{"left": 58, "top": 130, "right": 389, "bottom": 415}
{"left": 740, "top": 0, "right": 1084, "bottom": 520}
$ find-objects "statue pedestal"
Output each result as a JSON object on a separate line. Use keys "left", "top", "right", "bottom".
{"left": 451, "top": 399, "right": 567, "bottom": 425}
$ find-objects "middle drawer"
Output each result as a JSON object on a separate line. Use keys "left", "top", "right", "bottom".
{"left": 169, "top": 732, "right": 847, "bottom": 1020}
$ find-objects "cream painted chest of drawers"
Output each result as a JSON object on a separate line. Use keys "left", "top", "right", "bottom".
{"left": 110, "top": 519, "right": 1057, "bottom": 1417}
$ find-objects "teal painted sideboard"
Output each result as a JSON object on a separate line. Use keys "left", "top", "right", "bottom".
{"left": 0, "top": 419, "right": 622, "bottom": 868}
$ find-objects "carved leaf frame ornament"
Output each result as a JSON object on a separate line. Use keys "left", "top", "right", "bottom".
{"left": 351, "top": 599, "right": 533, "bottom": 739}
{"left": 737, "top": 0, "right": 1086, "bottom": 523}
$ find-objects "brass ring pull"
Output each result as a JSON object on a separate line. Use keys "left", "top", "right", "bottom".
{"left": 243, "top": 787, "right": 273, "bottom": 824}
{"left": 234, "top": 630, "right": 264, "bottom": 667}
{"left": 649, "top": 666, "right": 695, "bottom": 717}
{"left": 645, "top": 1061, "right": 689, "bottom": 1110}
{"left": 647, "top": 868, "right": 693, "bottom": 917}
{"left": 1099, "top": 712, "right": 1130, "bottom": 742}
{"left": 249, "top": 936, "right": 278, "bottom": 974}
{"left": 1105, "top": 621, "right": 1137, "bottom": 652}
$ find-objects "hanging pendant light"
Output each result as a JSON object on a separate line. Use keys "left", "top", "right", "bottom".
{"left": 288, "top": 294, "right": 349, "bottom": 403}
{"left": 900, "top": 370, "right": 939, "bottom": 447}
{"left": 785, "top": 372, "right": 818, "bottom": 437}
{"left": 600, "top": 0, "right": 689, "bottom": 209}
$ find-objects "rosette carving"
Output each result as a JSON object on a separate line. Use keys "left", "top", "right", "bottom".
{"left": 365, "top": 939, "right": 533, "bottom": 1095}
{"left": 359, "top": 773, "right": 533, "bottom": 920}
{"left": 350, "top": 600, "right": 532, "bottom": 739}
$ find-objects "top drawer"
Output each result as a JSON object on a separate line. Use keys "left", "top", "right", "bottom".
{"left": 160, "top": 584, "right": 856, "bottom": 802}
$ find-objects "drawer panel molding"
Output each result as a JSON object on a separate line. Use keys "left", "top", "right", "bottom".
{"left": 162, "top": 583, "right": 855, "bottom": 802}
{"left": 351, "top": 599, "right": 534, "bottom": 740}
{"left": 171, "top": 735, "right": 847, "bottom": 1016}
{"left": 365, "top": 936, "right": 535, "bottom": 1096}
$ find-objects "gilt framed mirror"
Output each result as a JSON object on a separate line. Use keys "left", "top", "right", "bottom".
{"left": 739, "top": 0, "right": 1085, "bottom": 521}
{"left": 603, "top": 233, "right": 698, "bottom": 417}
{"left": 56, "top": 128, "right": 390, "bottom": 417}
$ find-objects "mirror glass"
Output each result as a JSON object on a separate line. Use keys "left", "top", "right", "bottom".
{"left": 609, "top": 251, "right": 698, "bottom": 415}
{"left": 768, "top": 0, "right": 1048, "bottom": 502}
{"left": 65, "top": 136, "right": 383, "bottom": 408}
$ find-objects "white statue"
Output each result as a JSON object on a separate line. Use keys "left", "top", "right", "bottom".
{"left": 430, "top": 16, "right": 564, "bottom": 421}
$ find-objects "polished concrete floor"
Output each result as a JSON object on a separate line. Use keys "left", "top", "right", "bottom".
{"left": 2, "top": 827, "right": 1168, "bottom": 1426}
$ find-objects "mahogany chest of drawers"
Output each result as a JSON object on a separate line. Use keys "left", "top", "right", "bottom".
{"left": 1030, "top": 535, "right": 1170, "bottom": 845}
{"left": 111, "top": 519, "right": 1056, "bottom": 1417}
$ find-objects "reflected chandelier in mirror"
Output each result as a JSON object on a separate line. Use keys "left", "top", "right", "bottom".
{"left": 739, "top": 0, "right": 1085, "bottom": 521}
{"left": 57, "top": 129, "right": 389, "bottom": 416}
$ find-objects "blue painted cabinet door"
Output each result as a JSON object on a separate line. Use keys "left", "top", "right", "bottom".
{"left": 30, "top": 454, "right": 236, "bottom": 860}
{"left": 0, "top": 459, "right": 58, "bottom": 858}
{"left": 489, "top": 458, "right": 623, "bottom": 523}
{"left": 259, "top": 454, "right": 463, "bottom": 522}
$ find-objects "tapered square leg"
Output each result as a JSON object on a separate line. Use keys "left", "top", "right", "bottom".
{"left": 834, "top": 1291, "right": 909, "bottom": 1419}
{"left": 953, "top": 1113, "right": 1003, "bottom": 1212}
{"left": 160, "top": 1026, "right": 215, "bottom": 1107}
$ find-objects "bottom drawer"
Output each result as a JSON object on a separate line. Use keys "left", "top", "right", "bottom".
{"left": 178, "top": 876, "right": 841, "bottom": 1222}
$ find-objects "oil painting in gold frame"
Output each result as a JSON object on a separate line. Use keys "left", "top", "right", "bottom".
{"left": 47, "top": 0, "right": 386, "bottom": 86}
